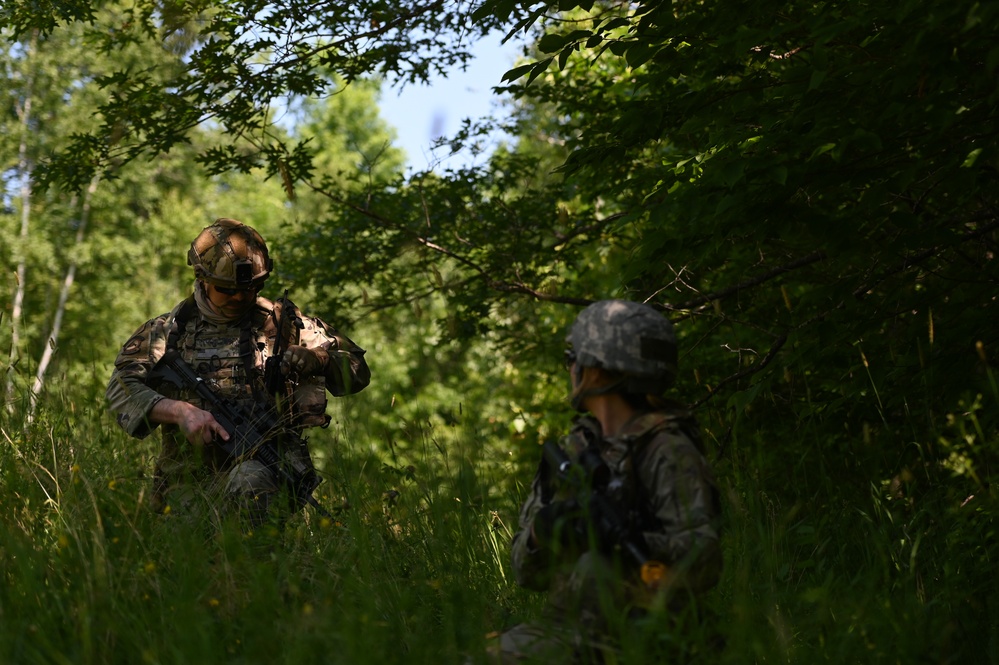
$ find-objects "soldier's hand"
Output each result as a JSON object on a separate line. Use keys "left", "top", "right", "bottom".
{"left": 531, "top": 499, "right": 587, "bottom": 551}
{"left": 282, "top": 345, "right": 329, "bottom": 377}
{"left": 151, "top": 398, "right": 229, "bottom": 446}
{"left": 177, "top": 406, "right": 230, "bottom": 446}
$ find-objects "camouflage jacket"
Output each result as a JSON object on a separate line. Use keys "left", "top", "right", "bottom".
{"left": 105, "top": 294, "right": 369, "bottom": 506}
{"left": 510, "top": 407, "right": 721, "bottom": 621}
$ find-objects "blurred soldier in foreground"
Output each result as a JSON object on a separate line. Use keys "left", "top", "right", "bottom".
{"left": 496, "top": 299, "right": 722, "bottom": 663}
{"left": 106, "top": 218, "right": 369, "bottom": 525}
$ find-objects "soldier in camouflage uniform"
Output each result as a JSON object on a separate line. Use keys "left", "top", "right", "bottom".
{"left": 497, "top": 300, "right": 721, "bottom": 663}
{"left": 106, "top": 218, "right": 370, "bottom": 524}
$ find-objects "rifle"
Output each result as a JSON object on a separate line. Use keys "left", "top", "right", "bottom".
{"left": 151, "top": 348, "right": 332, "bottom": 519}
{"left": 542, "top": 440, "right": 670, "bottom": 589}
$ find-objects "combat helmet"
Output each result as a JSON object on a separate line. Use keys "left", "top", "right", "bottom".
{"left": 566, "top": 299, "right": 678, "bottom": 395}
{"left": 188, "top": 218, "right": 273, "bottom": 289}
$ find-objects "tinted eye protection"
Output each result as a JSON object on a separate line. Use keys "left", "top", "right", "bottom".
{"left": 215, "top": 285, "right": 258, "bottom": 296}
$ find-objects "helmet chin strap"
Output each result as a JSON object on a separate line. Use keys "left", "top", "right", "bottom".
{"left": 570, "top": 365, "right": 626, "bottom": 413}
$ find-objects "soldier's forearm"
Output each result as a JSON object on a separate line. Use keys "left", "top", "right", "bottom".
{"left": 149, "top": 397, "right": 197, "bottom": 426}
{"left": 150, "top": 397, "right": 229, "bottom": 445}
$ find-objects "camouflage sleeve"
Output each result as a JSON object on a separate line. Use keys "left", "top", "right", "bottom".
{"left": 297, "top": 313, "right": 370, "bottom": 395}
{"left": 509, "top": 463, "right": 555, "bottom": 591}
{"left": 637, "top": 433, "right": 722, "bottom": 592}
{"left": 105, "top": 314, "right": 172, "bottom": 439}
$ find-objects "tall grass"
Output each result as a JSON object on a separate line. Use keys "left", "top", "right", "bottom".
{"left": 1, "top": 386, "right": 522, "bottom": 665}
{"left": 2, "top": 372, "right": 997, "bottom": 664}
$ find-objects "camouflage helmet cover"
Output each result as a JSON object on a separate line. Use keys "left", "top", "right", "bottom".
{"left": 188, "top": 218, "right": 272, "bottom": 288}
{"left": 567, "top": 299, "right": 678, "bottom": 394}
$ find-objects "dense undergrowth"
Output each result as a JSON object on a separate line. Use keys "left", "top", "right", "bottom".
{"left": 1, "top": 368, "right": 997, "bottom": 664}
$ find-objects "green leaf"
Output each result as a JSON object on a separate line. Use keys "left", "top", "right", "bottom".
{"left": 563, "top": 29, "right": 593, "bottom": 44}
{"left": 625, "top": 42, "right": 657, "bottom": 69}
{"left": 809, "top": 143, "right": 838, "bottom": 160}
{"left": 718, "top": 160, "right": 744, "bottom": 187}
{"left": 808, "top": 69, "right": 827, "bottom": 91}
{"left": 598, "top": 17, "right": 631, "bottom": 32}
{"left": 558, "top": 46, "right": 572, "bottom": 71}
{"left": 608, "top": 40, "right": 628, "bottom": 56}
{"left": 501, "top": 63, "right": 535, "bottom": 83}
{"left": 471, "top": 0, "right": 517, "bottom": 22}
{"left": 715, "top": 194, "right": 740, "bottom": 215}
{"left": 961, "top": 148, "right": 983, "bottom": 168}
{"left": 526, "top": 57, "right": 554, "bottom": 85}
{"left": 538, "top": 33, "right": 568, "bottom": 54}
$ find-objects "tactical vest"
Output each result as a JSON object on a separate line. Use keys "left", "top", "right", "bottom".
{"left": 162, "top": 296, "right": 297, "bottom": 412}
{"left": 565, "top": 410, "right": 707, "bottom": 536}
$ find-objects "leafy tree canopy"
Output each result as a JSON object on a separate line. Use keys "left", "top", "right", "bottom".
{"left": 4, "top": 0, "right": 998, "bottom": 456}
{"left": 1, "top": 0, "right": 499, "bottom": 189}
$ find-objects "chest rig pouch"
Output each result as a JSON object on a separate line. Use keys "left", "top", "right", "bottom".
{"left": 165, "top": 297, "right": 262, "bottom": 405}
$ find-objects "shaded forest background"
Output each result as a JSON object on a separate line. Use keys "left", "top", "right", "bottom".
{"left": 1, "top": 0, "right": 997, "bottom": 662}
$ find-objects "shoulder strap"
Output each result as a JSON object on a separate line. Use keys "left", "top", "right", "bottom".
{"left": 622, "top": 410, "right": 700, "bottom": 495}
{"left": 625, "top": 404, "right": 703, "bottom": 447}
{"left": 166, "top": 295, "right": 198, "bottom": 351}
{"left": 240, "top": 311, "right": 264, "bottom": 401}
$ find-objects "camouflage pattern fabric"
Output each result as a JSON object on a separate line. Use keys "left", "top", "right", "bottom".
{"left": 490, "top": 618, "right": 611, "bottom": 664}
{"left": 567, "top": 299, "right": 678, "bottom": 394}
{"left": 106, "top": 294, "right": 369, "bottom": 516}
{"left": 188, "top": 217, "right": 272, "bottom": 288}
{"left": 501, "top": 406, "right": 721, "bottom": 662}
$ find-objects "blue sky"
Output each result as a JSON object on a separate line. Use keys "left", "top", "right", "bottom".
{"left": 378, "top": 32, "right": 523, "bottom": 172}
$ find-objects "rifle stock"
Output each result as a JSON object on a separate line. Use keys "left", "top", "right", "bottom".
{"left": 151, "top": 349, "right": 332, "bottom": 519}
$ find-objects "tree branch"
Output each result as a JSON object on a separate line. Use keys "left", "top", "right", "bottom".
{"left": 690, "top": 333, "right": 787, "bottom": 409}
{"left": 853, "top": 215, "right": 999, "bottom": 298}
{"left": 665, "top": 251, "right": 827, "bottom": 312}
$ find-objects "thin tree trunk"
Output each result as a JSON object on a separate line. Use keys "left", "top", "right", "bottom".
{"left": 6, "top": 30, "right": 37, "bottom": 407}
{"left": 29, "top": 175, "right": 101, "bottom": 417}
